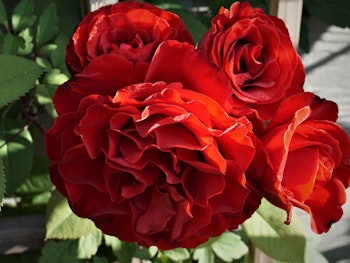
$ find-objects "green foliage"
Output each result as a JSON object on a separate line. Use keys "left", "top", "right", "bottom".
{"left": 40, "top": 231, "right": 103, "bottom": 262}
{"left": 0, "top": 0, "right": 8, "bottom": 28}
{"left": 149, "top": 0, "right": 208, "bottom": 43}
{"left": 2, "top": 33, "right": 24, "bottom": 54}
{"left": 36, "top": 84, "right": 58, "bottom": 118}
{"left": 0, "top": 54, "right": 44, "bottom": 108}
{"left": 46, "top": 190, "right": 100, "bottom": 239}
{"left": 134, "top": 246, "right": 158, "bottom": 260}
{"left": 242, "top": 199, "right": 306, "bottom": 262}
{"left": 193, "top": 246, "right": 213, "bottom": 263}
{"left": 210, "top": 232, "right": 248, "bottom": 261}
{"left": 0, "top": 118, "right": 34, "bottom": 196}
{"left": 39, "top": 239, "right": 83, "bottom": 263}
{"left": 77, "top": 231, "right": 104, "bottom": 259}
{"left": 16, "top": 156, "right": 53, "bottom": 195}
{"left": 162, "top": 248, "right": 191, "bottom": 262}
{"left": 50, "top": 34, "right": 70, "bottom": 73}
{"left": 11, "top": 0, "right": 36, "bottom": 32}
{"left": 104, "top": 235, "right": 138, "bottom": 263}
{"left": 36, "top": 3, "right": 58, "bottom": 47}
{"left": 304, "top": 0, "right": 350, "bottom": 28}
{"left": 191, "top": 232, "right": 248, "bottom": 263}
{"left": 91, "top": 256, "right": 109, "bottom": 263}
{"left": 42, "top": 69, "right": 69, "bottom": 85}
{"left": 17, "top": 27, "right": 34, "bottom": 55}
{"left": 51, "top": 0, "right": 81, "bottom": 37}
{"left": 0, "top": 158, "right": 5, "bottom": 207}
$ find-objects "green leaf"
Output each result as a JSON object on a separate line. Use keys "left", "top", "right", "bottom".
{"left": 35, "top": 56, "right": 52, "bottom": 69}
{"left": 20, "top": 191, "right": 51, "bottom": 207}
{"left": 162, "top": 248, "right": 190, "bottom": 262}
{"left": 39, "top": 239, "right": 81, "bottom": 263}
{"left": 151, "top": 0, "right": 208, "bottom": 43}
{"left": 0, "top": 54, "right": 44, "bottom": 108}
{"left": 134, "top": 246, "right": 158, "bottom": 260}
{"left": 36, "top": 3, "right": 58, "bottom": 46}
{"left": 52, "top": 0, "right": 81, "bottom": 37}
{"left": 0, "top": 118, "right": 33, "bottom": 196}
{"left": 2, "top": 33, "right": 24, "bottom": 54}
{"left": 0, "top": 0, "right": 8, "bottom": 28}
{"left": 36, "top": 84, "right": 57, "bottom": 118}
{"left": 43, "top": 69, "right": 69, "bottom": 85}
{"left": 242, "top": 199, "right": 306, "bottom": 262}
{"left": 18, "top": 27, "right": 34, "bottom": 55}
{"left": 211, "top": 232, "right": 248, "bottom": 261}
{"left": 304, "top": 0, "right": 350, "bottom": 27}
{"left": 104, "top": 235, "right": 137, "bottom": 263}
{"left": 11, "top": 0, "right": 36, "bottom": 32}
{"left": 77, "top": 231, "right": 103, "bottom": 259}
{"left": 40, "top": 232, "right": 102, "bottom": 263}
{"left": 46, "top": 190, "right": 100, "bottom": 239}
{"left": 39, "top": 43, "right": 58, "bottom": 57}
{"left": 193, "top": 247, "right": 214, "bottom": 263}
{"left": 51, "top": 34, "right": 69, "bottom": 73}
{"left": 16, "top": 156, "right": 53, "bottom": 195}
{"left": 0, "top": 158, "right": 5, "bottom": 208}
{"left": 91, "top": 256, "right": 109, "bottom": 263}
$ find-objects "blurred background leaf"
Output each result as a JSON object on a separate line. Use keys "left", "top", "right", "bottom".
{"left": 304, "top": 0, "right": 350, "bottom": 28}
{"left": 46, "top": 190, "right": 100, "bottom": 239}
{"left": 0, "top": 118, "right": 33, "bottom": 196}
{"left": 243, "top": 199, "right": 306, "bottom": 262}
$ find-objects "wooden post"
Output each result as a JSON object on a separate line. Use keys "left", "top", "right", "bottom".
{"left": 0, "top": 214, "right": 45, "bottom": 254}
{"left": 80, "top": 0, "right": 119, "bottom": 15}
{"left": 254, "top": 247, "right": 275, "bottom": 263}
{"left": 269, "top": 0, "right": 304, "bottom": 48}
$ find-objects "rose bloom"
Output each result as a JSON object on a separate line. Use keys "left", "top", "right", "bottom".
{"left": 198, "top": 2, "right": 305, "bottom": 120}
{"left": 66, "top": 2, "right": 193, "bottom": 75}
{"left": 45, "top": 81, "right": 257, "bottom": 249}
{"left": 259, "top": 92, "right": 350, "bottom": 233}
{"left": 55, "top": 40, "right": 235, "bottom": 115}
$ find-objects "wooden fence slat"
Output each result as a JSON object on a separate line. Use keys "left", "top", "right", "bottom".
{"left": 80, "top": 0, "right": 119, "bottom": 15}
{"left": 0, "top": 214, "right": 45, "bottom": 254}
{"left": 269, "top": 0, "right": 304, "bottom": 48}
{"left": 254, "top": 247, "right": 275, "bottom": 263}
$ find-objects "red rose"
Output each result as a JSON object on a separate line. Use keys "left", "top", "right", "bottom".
{"left": 198, "top": 2, "right": 305, "bottom": 120}
{"left": 46, "top": 81, "right": 256, "bottom": 249}
{"left": 259, "top": 92, "right": 350, "bottom": 233}
{"left": 56, "top": 40, "right": 235, "bottom": 115}
{"left": 65, "top": 2, "right": 194, "bottom": 96}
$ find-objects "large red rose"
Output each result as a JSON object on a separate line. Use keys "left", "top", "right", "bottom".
{"left": 65, "top": 2, "right": 194, "bottom": 96}
{"left": 45, "top": 81, "right": 256, "bottom": 249}
{"left": 259, "top": 92, "right": 350, "bottom": 233}
{"left": 198, "top": 2, "right": 305, "bottom": 120}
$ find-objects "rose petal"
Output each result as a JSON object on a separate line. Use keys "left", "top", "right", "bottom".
{"left": 133, "top": 187, "right": 176, "bottom": 234}
{"left": 76, "top": 54, "right": 149, "bottom": 96}
{"left": 146, "top": 40, "right": 234, "bottom": 112}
